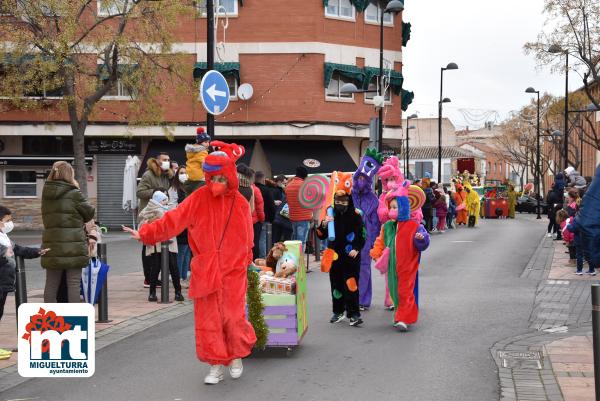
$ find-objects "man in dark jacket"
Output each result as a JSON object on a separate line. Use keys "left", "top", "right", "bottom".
{"left": 271, "top": 175, "right": 292, "bottom": 243}
{"left": 137, "top": 152, "right": 173, "bottom": 287}
{"left": 255, "top": 171, "right": 275, "bottom": 258}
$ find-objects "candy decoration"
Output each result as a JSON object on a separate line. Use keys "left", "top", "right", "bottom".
{"left": 298, "top": 174, "right": 329, "bottom": 210}
{"left": 524, "top": 182, "right": 534, "bottom": 193}
{"left": 408, "top": 185, "right": 426, "bottom": 212}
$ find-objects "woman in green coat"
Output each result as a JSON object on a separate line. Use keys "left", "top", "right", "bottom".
{"left": 41, "top": 161, "right": 95, "bottom": 303}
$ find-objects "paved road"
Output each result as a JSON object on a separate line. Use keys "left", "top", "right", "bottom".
{"left": 4, "top": 216, "right": 545, "bottom": 401}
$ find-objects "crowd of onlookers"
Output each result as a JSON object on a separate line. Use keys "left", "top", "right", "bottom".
{"left": 546, "top": 166, "right": 596, "bottom": 275}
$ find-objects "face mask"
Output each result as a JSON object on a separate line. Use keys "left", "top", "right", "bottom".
{"left": 211, "top": 182, "right": 227, "bottom": 197}
{"left": 1, "top": 221, "right": 14, "bottom": 234}
{"left": 178, "top": 174, "right": 188, "bottom": 184}
{"left": 334, "top": 204, "right": 348, "bottom": 214}
{"left": 388, "top": 209, "right": 398, "bottom": 220}
{"left": 160, "top": 161, "right": 170, "bottom": 171}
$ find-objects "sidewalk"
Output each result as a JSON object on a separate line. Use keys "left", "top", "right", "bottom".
{"left": 493, "top": 236, "right": 598, "bottom": 401}
{"left": 0, "top": 265, "right": 193, "bottom": 393}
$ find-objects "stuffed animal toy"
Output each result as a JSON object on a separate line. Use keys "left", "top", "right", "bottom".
{"left": 254, "top": 242, "right": 287, "bottom": 273}
{"left": 275, "top": 251, "right": 298, "bottom": 278}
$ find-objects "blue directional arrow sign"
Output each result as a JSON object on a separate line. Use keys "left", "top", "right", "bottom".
{"left": 199, "top": 70, "right": 230, "bottom": 116}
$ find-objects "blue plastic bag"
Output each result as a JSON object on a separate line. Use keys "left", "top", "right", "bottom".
{"left": 81, "top": 258, "right": 110, "bottom": 305}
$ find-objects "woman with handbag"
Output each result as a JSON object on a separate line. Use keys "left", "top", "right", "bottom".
{"left": 41, "top": 161, "right": 95, "bottom": 303}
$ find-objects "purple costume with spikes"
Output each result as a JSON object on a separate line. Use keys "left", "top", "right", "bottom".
{"left": 352, "top": 149, "right": 383, "bottom": 308}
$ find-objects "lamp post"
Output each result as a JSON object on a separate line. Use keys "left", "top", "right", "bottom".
{"left": 206, "top": 0, "right": 215, "bottom": 139}
{"left": 549, "top": 45, "right": 569, "bottom": 170}
{"left": 342, "top": 1, "right": 404, "bottom": 153}
{"left": 525, "top": 87, "right": 541, "bottom": 219}
{"left": 438, "top": 62, "right": 458, "bottom": 183}
{"left": 405, "top": 113, "right": 417, "bottom": 177}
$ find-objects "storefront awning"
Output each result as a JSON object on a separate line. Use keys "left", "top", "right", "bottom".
{"left": 0, "top": 156, "right": 93, "bottom": 166}
{"left": 139, "top": 138, "right": 254, "bottom": 178}
{"left": 261, "top": 140, "right": 357, "bottom": 176}
{"left": 193, "top": 62, "right": 240, "bottom": 81}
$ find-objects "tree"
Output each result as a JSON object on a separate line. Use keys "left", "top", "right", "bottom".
{"left": 525, "top": 0, "right": 600, "bottom": 112}
{"left": 0, "top": 0, "right": 195, "bottom": 195}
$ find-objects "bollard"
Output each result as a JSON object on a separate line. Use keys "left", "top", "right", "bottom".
{"left": 592, "top": 284, "right": 600, "bottom": 401}
{"left": 265, "top": 223, "right": 273, "bottom": 252}
{"left": 160, "top": 242, "right": 170, "bottom": 303}
{"left": 97, "top": 243, "right": 111, "bottom": 323}
{"left": 313, "top": 229, "right": 321, "bottom": 262}
{"left": 14, "top": 255, "right": 27, "bottom": 327}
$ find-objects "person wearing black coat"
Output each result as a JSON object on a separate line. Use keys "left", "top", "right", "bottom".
{"left": 255, "top": 171, "right": 276, "bottom": 258}
{"left": 271, "top": 175, "right": 293, "bottom": 243}
{"left": 546, "top": 183, "right": 563, "bottom": 240}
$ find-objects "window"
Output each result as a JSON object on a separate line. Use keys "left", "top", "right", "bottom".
{"left": 97, "top": 0, "right": 132, "bottom": 16}
{"left": 22, "top": 68, "right": 63, "bottom": 98}
{"left": 325, "top": 0, "right": 354, "bottom": 20}
{"left": 197, "top": 0, "right": 238, "bottom": 16}
{"left": 415, "top": 161, "right": 433, "bottom": 179}
{"left": 23, "top": 136, "right": 73, "bottom": 156}
{"left": 326, "top": 72, "right": 355, "bottom": 100}
{"left": 365, "top": 1, "right": 393, "bottom": 24}
{"left": 226, "top": 75, "right": 237, "bottom": 99}
{"left": 4, "top": 170, "right": 37, "bottom": 198}
{"left": 98, "top": 65, "right": 136, "bottom": 99}
{"left": 364, "top": 76, "right": 391, "bottom": 102}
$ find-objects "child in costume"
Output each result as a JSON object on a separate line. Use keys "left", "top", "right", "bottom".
{"left": 453, "top": 182, "right": 468, "bottom": 226}
{"left": 184, "top": 127, "right": 211, "bottom": 193}
{"left": 318, "top": 172, "right": 366, "bottom": 327}
{"left": 434, "top": 189, "right": 448, "bottom": 232}
{"left": 352, "top": 148, "right": 383, "bottom": 310}
{"left": 464, "top": 182, "right": 480, "bottom": 227}
{"left": 371, "top": 183, "right": 430, "bottom": 331}
{"left": 138, "top": 191, "right": 184, "bottom": 302}
{"left": 376, "top": 156, "right": 403, "bottom": 309}
{"left": 556, "top": 210, "right": 576, "bottom": 265}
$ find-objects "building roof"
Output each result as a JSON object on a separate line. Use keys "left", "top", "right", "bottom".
{"left": 398, "top": 146, "right": 478, "bottom": 160}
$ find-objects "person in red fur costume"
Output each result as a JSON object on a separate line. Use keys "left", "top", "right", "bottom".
{"left": 123, "top": 141, "right": 256, "bottom": 385}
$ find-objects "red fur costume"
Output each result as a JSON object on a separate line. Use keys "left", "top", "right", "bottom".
{"left": 138, "top": 141, "right": 256, "bottom": 366}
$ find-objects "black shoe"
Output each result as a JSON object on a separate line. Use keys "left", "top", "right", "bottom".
{"left": 148, "top": 289, "right": 157, "bottom": 302}
{"left": 174, "top": 291, "right": 184, "bottom": 302}
{"left": 329, "top": 313, "right": 345, "bottom": 324}
{"left": 349, "top": 316, "right": 363, "bottom": 327}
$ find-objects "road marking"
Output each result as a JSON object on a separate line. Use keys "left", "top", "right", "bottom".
{"left": 543, "top": 326, "right": 569, "bottom": 333}
{"left": 451, "top": 240, "right": 474, "bottom": 243}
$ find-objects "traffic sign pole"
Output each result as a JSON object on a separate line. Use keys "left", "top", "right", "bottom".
{"left": 207, "top": 0, "right": 215, "bottom": 139}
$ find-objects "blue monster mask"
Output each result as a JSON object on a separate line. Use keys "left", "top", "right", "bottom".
{"left": 353, "top": 148, "right": 383, "bottom": 193}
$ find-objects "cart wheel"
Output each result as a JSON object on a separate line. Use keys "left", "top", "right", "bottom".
{"left": 286, "top": 347, "right": 293, "bottom": 357}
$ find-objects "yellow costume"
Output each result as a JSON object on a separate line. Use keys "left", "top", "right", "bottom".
{"left": 464, "top": 182, "right": 480, "bottom": 226}
{"left": 185, "top": 144, "right": 209, "bottom": 182}
{"left": 507, "top": 185, "right": 517, "bottom": 219}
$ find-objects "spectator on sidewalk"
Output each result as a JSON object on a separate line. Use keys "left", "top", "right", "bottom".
{"left": 236, "top": 163, "right": 255, "bottom": 210}
{"left": 174, "top": 167, "right": 192, "bottom": 288}
{"left": 41, "top": 161, "right": 95, "bottom": 303}
{"left": 272, "top": 175, "right": 293, "bottom": 243}
{"left": 446, "top": 189, "right": 456, "bottom": 229}
{"left": 564, "top": 166, "right": 587, "bottom": 189}
{"left": 285, "top": 167, "right": 313, "bottom": 249}
{"left": 137, "top": 152, "right": 173, "bottom": 288}
{"left": 251, "top": 179, "right": 265, "bottom": 260}
{"left": 255, "top": 171, "right": 275, "bottom": 258}
{"left": 546, "top": 183, "right": 563, "bottom": 240}
{"left": 138, "top": 191, "right": 184, "bottom": 302}
{"left": 0, "top": 205, "right": 47, "bottom": 360}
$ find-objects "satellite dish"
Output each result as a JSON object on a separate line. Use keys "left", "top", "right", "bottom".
{"left": 238, "top": 83, "right": 254, "bottom": 101}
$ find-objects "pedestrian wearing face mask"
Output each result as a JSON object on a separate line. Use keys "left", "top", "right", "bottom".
{"left": 316, "top": 193, "right": 366, "bottom": 327}
{"left": 137, "top": 152, "right": 174, "bottom": 288}
{"left": 174, "top": 167, "right": 192, "bottom": 288}
{"left": 138, "top": 191, "right": 184, "bottom": 302}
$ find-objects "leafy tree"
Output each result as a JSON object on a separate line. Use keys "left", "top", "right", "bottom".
{"left": 0, "top": 0, "right": 194, "bottom": 195}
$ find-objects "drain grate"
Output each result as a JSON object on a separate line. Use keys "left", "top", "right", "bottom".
{"left": 497, "top": 351, "right": 543, "bottom": 369}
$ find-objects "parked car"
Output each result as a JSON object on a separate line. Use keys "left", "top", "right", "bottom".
{"left": 516, "top": 195, "right": 548, "bottom": 215}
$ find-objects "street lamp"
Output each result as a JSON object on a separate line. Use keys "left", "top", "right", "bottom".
{"left": 525, "top": 86, "right": 542, "bottom": 219}
{"left": 549, "top": 44, "right": 569, "bottom": 171}
{"left": 438, "top": 62, "right": 458, "bottom": 183}
{"left": 341, "top": 0, "right": 404, "bottom": 153}
{"left": 404, "top": 113, "right": 417, "bottom": 177}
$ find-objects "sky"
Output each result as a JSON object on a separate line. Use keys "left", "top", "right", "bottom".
{"left": 401, "top": 0, "right": 574, "bottom": 130}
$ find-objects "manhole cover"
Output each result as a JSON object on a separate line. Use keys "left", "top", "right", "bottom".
{"left": 497, "top": 351, "right": 543, "bottom": 369}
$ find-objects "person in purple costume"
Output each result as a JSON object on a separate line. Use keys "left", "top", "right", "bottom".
{"left": 351, "top": 148, "right": 383, "bottom": 310}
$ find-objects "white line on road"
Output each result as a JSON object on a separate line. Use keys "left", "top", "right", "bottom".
{"left": 451, "top": 240, "right": 474, "bottom": 243}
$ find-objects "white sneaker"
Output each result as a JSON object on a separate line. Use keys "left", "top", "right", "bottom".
{"left": 393, "top": 321, "right": 408, "bottom": 332}
{"left": 229, "top": 358, "right": 243, "bottom": 379}
{"left": 546, "top": 233, "right": 553, "bottom": 238}
{"left": 204, "top": 365, "right": 224, "bottom": 385}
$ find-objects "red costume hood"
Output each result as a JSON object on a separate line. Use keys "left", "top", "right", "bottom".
{"left": 203, "top": 141, "right": 245, "bottom": 193}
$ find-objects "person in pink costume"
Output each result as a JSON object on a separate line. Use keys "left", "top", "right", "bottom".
{"left": 377, "top": 156, "right": 404, "bottom": 309}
